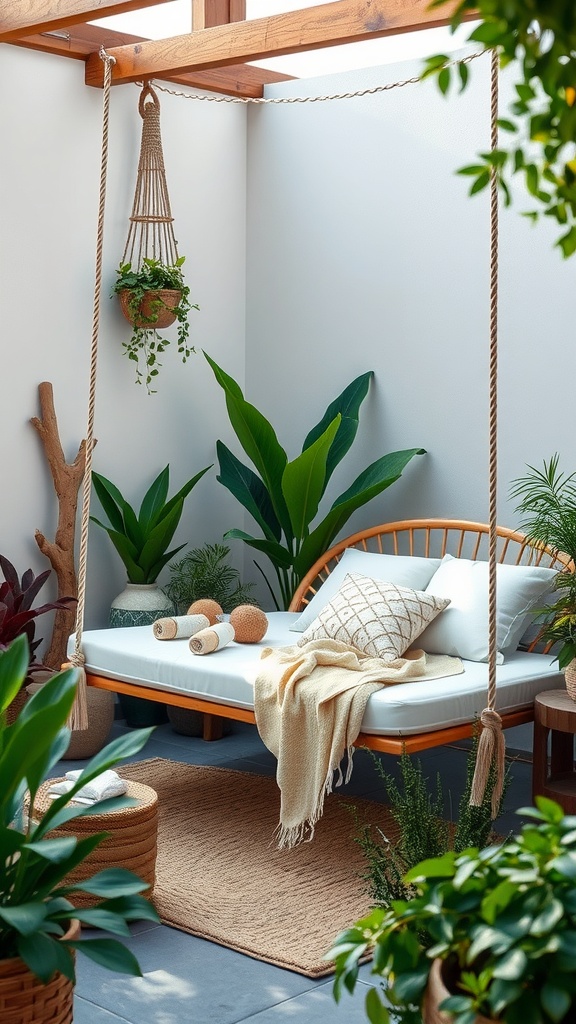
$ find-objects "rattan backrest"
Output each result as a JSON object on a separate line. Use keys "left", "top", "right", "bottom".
{"left": 289, "top": 519, "right": 572, "bottom": 653}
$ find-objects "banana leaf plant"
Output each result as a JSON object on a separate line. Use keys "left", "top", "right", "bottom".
{"left": 90, "top": 463, "right": 212, "bottom": 585}
{"left": 205, "top": 353, "right": 425, "bottom": 609}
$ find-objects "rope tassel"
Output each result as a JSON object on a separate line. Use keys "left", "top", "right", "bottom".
{"left": 61, "top": 660, "right": 89, "bottom": 731}
{"left": 470, "top": 708, "right": 505, "bottom": 818}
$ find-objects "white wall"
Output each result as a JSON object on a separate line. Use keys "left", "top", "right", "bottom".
{"left": 1, "top": 45, "right": 247, "bottom": 629}
{"left": 245, "top": 53, "right": 576, "bottom": 536}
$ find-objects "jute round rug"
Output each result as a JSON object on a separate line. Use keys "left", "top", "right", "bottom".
{"left": 119, "top": 757, "right": 400, "bottom": 977}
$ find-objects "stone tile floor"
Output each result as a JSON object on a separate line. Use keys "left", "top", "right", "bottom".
{"left": 55, "top": 714, "right": 534, "bottom": 1024}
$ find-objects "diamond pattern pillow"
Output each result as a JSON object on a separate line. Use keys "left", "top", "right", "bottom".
{"left": 297, "top": 572, "right": 450, "bottom": 661}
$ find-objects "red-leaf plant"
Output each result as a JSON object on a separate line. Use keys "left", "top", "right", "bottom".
{"left": 0, "top": 556, "right": 76, "bottom": 682}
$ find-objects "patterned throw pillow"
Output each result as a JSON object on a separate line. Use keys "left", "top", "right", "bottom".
{"left": 297, "top": 572, "right": 450, "bottom": 661}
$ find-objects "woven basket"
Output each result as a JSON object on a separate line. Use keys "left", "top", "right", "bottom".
{"left": 26, "top": 683, "right": 115, "bottom": 759}
{"left": 119, "top": 288, "right": 181, "bottom": 329}
{"left": 0, "top": 919, "right": 79, "bottom": 1024}
{"left": 565, "top": 658, "right": 576, "bottom": 701}
{"left": 33, "top": 780, "right": 158, "bottom": 908}
{"left": 423, "top": 959, "right": 494, "bottom": 1024}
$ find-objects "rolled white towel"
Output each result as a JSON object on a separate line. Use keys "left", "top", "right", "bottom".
{"left": 153, "top": 613, "right": 210, "bottom": 640}
{"left": 189, "top": 621, "right": 235, "bottom": 655}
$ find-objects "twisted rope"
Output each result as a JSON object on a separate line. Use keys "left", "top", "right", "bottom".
{"left": 67, "top": 47, "right": 115, "bottom": 730}
{"left": 470, "top": 47, "right": 504, "bottom": 817}
{"left": 145, "top": 50, "right": 485, "bottom": 105}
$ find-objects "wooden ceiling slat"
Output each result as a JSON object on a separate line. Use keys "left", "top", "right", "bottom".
{"left": 0, "top": 0, "right": 175, "bottom": 43}
{"left": 9, "top": 24, "right": 293, "bottom": 98}
{"left": 85, "top": 0, "right": 467, "bottom": 87}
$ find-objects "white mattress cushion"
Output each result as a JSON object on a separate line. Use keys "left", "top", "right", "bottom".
{"left": 74, "top": 612, "right": 562, "bottom": 737}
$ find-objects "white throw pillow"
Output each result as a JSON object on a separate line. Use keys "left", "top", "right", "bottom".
{"left": 290, "top": 548, "right": 441, "bottom": 632}
{"left": 297, "top": 572, "right": 450, "bottom": 661}
{"left": 416, "top": 554, "right": 557, "bottom": 663}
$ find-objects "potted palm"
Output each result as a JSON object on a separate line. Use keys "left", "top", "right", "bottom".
{"left": 90, "top": 462, "right": 211, "bottom": 725}
{"left": 113, "top": 257, "right": 199, "bottom": 394}
{"left": 510, "top": 455, "right": 576, "bottom": 694}
{"left": 0, "top": 634, "right": 159, "bottom": 1023}
{"left": 328, "top": 796, "right": 576, "bottom": 1024}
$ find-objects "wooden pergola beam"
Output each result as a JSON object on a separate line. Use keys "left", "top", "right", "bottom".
{"left": 0, "top": 0, "right": 175, "bottom": 43}
{"left": 192, "top": 0, "right": 246, "bottom": 30}
{"left": 10, "top": 23, "right": 293, "bottom": 98}
{"left": 85, "top": 0, "right": 468, "bottom": 88}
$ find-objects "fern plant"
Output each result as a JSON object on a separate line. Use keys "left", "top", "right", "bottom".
{"left": 355, "top": 736, "right": 507, "bottom": 908}
{"left": 165, "top": 542, "right": 257, "bottom": 614}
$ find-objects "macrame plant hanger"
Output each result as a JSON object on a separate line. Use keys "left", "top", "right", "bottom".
{"left": 66, "top": 47, "right": 116, "bottom": 730}
{"left": 470, "top": 47, "right": 505, "bottom": 817}
{"left": 121, "top": 82, "right": 179, "bottom": 272}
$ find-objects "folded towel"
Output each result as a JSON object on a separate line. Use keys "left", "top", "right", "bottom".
{"left": 189, "top": 621, "right": 235, "bottom": 655}
{"left": 153, "top": 613, "right": 210, "bottom": 640}
{"left": 48, "top": 769, "right": 128, "bottom": 806}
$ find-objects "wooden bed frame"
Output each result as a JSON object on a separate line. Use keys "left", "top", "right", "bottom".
{"left": 85, "top": 519, "right": 570, "bottom": 754}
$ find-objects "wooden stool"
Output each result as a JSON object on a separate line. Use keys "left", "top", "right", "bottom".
{"left": 533, "top": 689, "right": 576, "bottom": 813}
{"left": 33, "top": 779, "right": 158, "bottom": 907}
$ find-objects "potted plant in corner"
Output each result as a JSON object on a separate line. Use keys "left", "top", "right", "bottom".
{"left": 113, "top": 257, "right": 199, "bottom": 394}
{"left": 510, "top": 454, "right": 576, "bottom": 696}
{"left": 0, "top": 634, "right": 159, "bottom": 1024}
{"left": 90, "top": 462, "right": 211, "bottom": 725}
{"left": 328, "top": 796, "right": 576, "bottom": 1024}
{"left": 0, "top": 555, "right": 76, "bottom": 723}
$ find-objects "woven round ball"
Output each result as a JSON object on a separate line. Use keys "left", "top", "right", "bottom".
{"left": 230, "top": 605, "right": 268, "bottom": 644}
{"left": 187, "top": 599, "right": 223, "bottom": 625}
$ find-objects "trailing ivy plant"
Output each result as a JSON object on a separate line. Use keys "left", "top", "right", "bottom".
{"left": 113, "top": 257, "right": 199, "bottom": 393}
{"left": 204, "top": 352, "right": 425, "bottom": 609}
{"left": 423, "top": 1, "right": 576, "bottom": 256}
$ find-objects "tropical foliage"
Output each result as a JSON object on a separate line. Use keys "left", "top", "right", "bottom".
{"left": 90, "top": 463, "right": 211, "bottom": 584}
{"left": 0, "top": 556, "right": 75, "bottom": 681}
{"left": 511, "top": 454, "right": 576, "bottom": 668}
{"left": 424, "top": 1, "right": 576, "bottom": 256}
{"left": 329, "top": 797, "right": 576, "bottom": 1024}
{"left": 0, "top": 634, "right": 158, "bottom": 982}
{"left": 205, "top": 352, "right": 424, "bottom": 609}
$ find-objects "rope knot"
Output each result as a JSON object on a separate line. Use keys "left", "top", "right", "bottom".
{"left": 479, "top": 707, "right": 502, "bottom": 731}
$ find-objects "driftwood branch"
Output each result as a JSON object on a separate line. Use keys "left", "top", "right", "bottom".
{"left": 31, "top": 381, "right": 97, "bottom": 668}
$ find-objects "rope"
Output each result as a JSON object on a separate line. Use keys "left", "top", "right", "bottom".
{"left": 470, "top": 47, "right": 504, "bottom": 817}
{"left": 123, "top": 83, "right": 179, "bottom": 270}
{"left": 142, "top": 50, "right": 485, "bottom": 105}
{"left": 66, "top": 47, "right": 115, "bottom": 730}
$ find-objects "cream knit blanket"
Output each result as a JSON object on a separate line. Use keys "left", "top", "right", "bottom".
{"left": 254, "top": 638, "right": 463, "bottom": 850}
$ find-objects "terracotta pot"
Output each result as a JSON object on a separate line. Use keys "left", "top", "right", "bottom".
{"left": 565, "top": 658, "right": 576, "bottom": 701}
{"left": 0, "top": 918, "right": 80, "bottom": 1024}
{"left": 118, "top": 288, "right": 181, "bottom": 329}
{"left": 423, "top": 959, "right": 495, "bottom": 1024}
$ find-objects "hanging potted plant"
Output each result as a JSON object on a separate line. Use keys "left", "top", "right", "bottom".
{"left": 113, "top": 256, "right": 199, "bottom": 394}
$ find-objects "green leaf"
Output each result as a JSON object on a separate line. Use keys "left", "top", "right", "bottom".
{"left": 73, "top": 868, "right": 150, "bottom": 898}
{"left": 138, "top": 466, "right": 170, "bottom": 528}
{"left": 91, "top": 471, "right": 127, "bottom": 534}
{"left": 282, "top": 416, "right": 341, "bottom": 540}
{"left": 74, "top": 938, "right": 143, "bottom": 976}
{"left": 492, "top": 947, "right": 528, "bottom": 980}
{"left": 138, "top": 501, "right": 184, "bottom": 579}
{"left": 365, "top": 986, "right": 390, "bottom": 1024}
{"left": 18, "top": 930, "right": 75, "bottom": 985}
{"left": 0, "top": 902, "right": 48, "bottom": 935}
{"left": 557, "top": 226, "right": 576, "bottom": 258}
{"left": 151, "top": 465, "right": 212, "bottom": 530}
{"left": 541, "top": 983, "right": 571, "bottom": 1023}
{"left": 216, "top": 441, "right": 281, "bottom": 542}
{"left": 205, "top": 352, "right": 291, "bottom": 539}
{"left": 438, "top": 67, "right": 450, "bottom": 95}
{"left": 0, "top": 634, "right": 29, "bottom": 714}
{"left": 458, "top": 61, "right": 469, "bottom": 92}
{"left": 302, "top": 372, "right": 372, "bottom": 486}
{"left": 294, "top": 448, "right": 425, "bottom": 579}
{"left": 224, "top": 530, "right": 293, "bottom": 569}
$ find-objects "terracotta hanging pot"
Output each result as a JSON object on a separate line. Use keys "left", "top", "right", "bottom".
{"left": 0, "top": 919, "right": 80, "bottom": 1024}
{"left": 118, "top": 288, "right": 181, "bottom": 329}
{"left": 423, "top": 959, "right": 495, "bottom": 1024}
